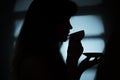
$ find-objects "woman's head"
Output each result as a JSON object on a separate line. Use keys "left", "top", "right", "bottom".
{"left": 21, "top": 0, "right": 78, "bottom": 43}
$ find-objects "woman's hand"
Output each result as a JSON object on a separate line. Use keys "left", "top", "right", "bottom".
{"left": 67, "top": 30, "right": 84, "bottom": 65}
{"left": 66, "top": 30, "right": 84, "bottom": 80}
{"left": 76, "top": 54, "right": 104, "bottom": 79}
{"left": 79, "top": 56, "right": 102, "bottom": 71}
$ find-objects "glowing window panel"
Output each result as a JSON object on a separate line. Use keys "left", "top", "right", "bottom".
{"left": 82, "top": 38, "right": 105, "bottom": 53}
{"left": 69, "top": 15, "right": 104, "bottom": 36}
{"left": 61, "top": 15, "right": 105, "bottom": 62}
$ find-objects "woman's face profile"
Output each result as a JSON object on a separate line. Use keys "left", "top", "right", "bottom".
{"left": 55, "top": 16, "right": 72, "bottom": 42}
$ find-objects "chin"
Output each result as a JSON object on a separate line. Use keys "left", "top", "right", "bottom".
{"left": 59, "top": 37, "right": 68, "bottom": 42}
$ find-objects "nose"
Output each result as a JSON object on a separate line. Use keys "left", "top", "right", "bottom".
{"left": 64, "top": 20, "right": 73, "bottom": 30}
{"left": 66, "top": 20, "right": 72, "bottom": 29}
{"left": 69, "top": 22, "right": 73, "bottom": 30}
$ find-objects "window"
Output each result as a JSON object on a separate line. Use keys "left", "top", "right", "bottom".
{"left": 60, "top": 14, "right": 105, "bottom": 80}
{"left": 60, "top": 14, "right": 105, "bottom": 61}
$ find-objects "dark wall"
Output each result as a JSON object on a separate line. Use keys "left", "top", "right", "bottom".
{"left": 0, "top": 0, "right": 16, "bottom": 80}
{"left": 95, "top": 0, "right": 120, "bottom": 80}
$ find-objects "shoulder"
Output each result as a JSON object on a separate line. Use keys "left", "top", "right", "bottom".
{"left": 19, "top": 56, "right": 49, "bottom": 80}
